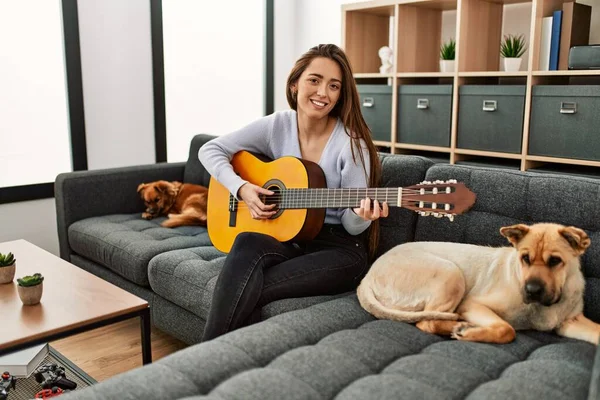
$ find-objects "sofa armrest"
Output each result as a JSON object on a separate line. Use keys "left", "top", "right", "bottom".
{"left": 590, "top": 343, "right": 600, "bottom": 400}
{"left": 55, "top": 162, "right": 186, "bottom": 260}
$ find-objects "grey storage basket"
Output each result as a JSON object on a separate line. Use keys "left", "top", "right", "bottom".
{"left": 397, "top": 85, "right": 453, "bottom": 147}
{"left": 357, "top": 84, "right": 393, "bottom": 142}
{"left": 529, "top": 85, "right": 600, "bottom": 161}
{"left": 457, "top": 85, "right": 526, "bottom": 153}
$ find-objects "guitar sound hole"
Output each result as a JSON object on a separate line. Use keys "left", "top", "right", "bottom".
{"left": 264, "top": 185, "right": 280, "bottom": 208}
{"left": 262, "top": 183, "right": 284, "bottom": 219}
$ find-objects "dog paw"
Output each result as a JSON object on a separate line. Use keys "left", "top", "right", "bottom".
{"left": 451, "top": 322, "right": 478, "bottom": 340}
{"left": 142, "top": 212, "right": 152, "bottom": 220}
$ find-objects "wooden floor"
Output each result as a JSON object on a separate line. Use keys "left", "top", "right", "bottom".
{"left": 50, "top": 319, "right": 188, "bottom": 382}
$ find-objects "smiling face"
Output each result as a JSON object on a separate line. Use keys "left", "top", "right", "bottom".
{"left": 291, "top": 57, "right": 342, "bottom": 121}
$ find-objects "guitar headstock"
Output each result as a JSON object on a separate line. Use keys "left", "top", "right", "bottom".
{"left": 402, "top": 179, "right": 476, "bottom": 221}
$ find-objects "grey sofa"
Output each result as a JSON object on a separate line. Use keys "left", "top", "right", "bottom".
{"left": 56, "top": 134, "right": 600, "bottom": 399}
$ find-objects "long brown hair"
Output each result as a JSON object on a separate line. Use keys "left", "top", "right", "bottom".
{"left": 286, "top": 44, "right": 382, "bottom": 259}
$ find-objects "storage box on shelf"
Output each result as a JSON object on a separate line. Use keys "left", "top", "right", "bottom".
{"left": 357, "top": 84, "right": 393, "bottom": 143}
{"left": 343, "top": 0, "right": 600, "bottom": 177}
{"left": 529, "top": 85, "right": 600, "bottom": 161}
{"left": 397, "top": 84, "right": 453, "bottom": 147}
{"left": 457, "top": 84, "right": 526, "bottom": 154}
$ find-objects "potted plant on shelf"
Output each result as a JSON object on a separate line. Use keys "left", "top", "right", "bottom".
{"left": 0, "top": 252, "right": 16, "bottom": 284}
{"left": 17, "top": 273, "right": 44, "bottom": 305}
{"left": 500, "top": 34, "right": 527, "bottom": 72}
{"left": 439, "top": 38, "right": 455, "bottom": 73}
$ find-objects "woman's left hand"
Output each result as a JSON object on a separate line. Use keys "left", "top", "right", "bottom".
{"left": 353, "top": 198, "right": 389, "bottom": 221}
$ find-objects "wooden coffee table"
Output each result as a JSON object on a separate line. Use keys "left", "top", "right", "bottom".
{"left": 0, "top": 240, "right": 152, "bottom": 364}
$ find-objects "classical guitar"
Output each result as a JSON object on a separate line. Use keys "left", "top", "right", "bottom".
{"left": 207, "top": 151, "right": 476, "bottom": 253}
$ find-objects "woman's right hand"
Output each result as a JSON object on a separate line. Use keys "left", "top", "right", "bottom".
{"left": 238, "top": 183, "right": 276, "bottom": 220}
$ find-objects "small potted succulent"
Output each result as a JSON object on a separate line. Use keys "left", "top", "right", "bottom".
{"left": 439, "top": 38, "right": 456, "bottom": 73}
{"left": 500, "top": 34, "right": 527, "bottom": 72}
{"left": 0, "top": 252, "right": 16, "bottom": 284}
{"left": 17, "top": 273, "right": 44, "bottom": 305}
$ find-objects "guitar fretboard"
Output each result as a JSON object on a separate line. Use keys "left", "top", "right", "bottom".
{"left": 266, "top": 188, "right": 402, "bottom": 209}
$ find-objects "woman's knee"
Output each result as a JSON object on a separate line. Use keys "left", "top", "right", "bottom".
{"left": 231, "top": 232, "right": 277, "bottom": 252}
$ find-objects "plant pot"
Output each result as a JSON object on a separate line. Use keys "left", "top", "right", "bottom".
{"left": 439, "top": 59, "right": 455, "bottom": 73}
{"left": 0, "top": 263, "right": 16, "bottom": 284}
{"left": 18, "top": 282, "right": 43, "bottom": 306}
{"left": 504, "top": 57, "right": 522, "bottom": 72}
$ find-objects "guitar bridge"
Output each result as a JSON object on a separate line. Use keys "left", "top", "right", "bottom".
{"left": 228, "top": 195, "right": 238, "bottom": 227}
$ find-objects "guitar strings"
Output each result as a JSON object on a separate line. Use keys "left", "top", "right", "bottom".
{"left": 231, "top": 188, "right": 440, "bottom": 201}
{"left": 231, "top": 199, "right": 448, "bottom": 210}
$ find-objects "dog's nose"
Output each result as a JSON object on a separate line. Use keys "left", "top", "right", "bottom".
{"left": 525, "top": 280, "right": 544, "bottom": 298}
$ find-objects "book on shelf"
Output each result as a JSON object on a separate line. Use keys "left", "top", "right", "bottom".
{"left": 549, "top": 10, "right": 563, "bottom": 71}
{"left": 559, "top": 2, "right": 592, "bottom": 70}
{"left": 0, "top": 343, "right": 48, "bottom": 378}
{"left": 539, "top": 17, "right": 553, "bottom": 71}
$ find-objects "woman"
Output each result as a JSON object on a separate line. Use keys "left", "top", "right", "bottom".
{"left": 198, "top": 44, "right": 389, "bottom": 341}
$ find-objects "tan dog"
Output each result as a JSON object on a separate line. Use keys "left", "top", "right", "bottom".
{"left": 357, "top": 223, "right": 600, "bottom": 345}
{"left": 137, "top": 180, "right": 208, "bottom": 228}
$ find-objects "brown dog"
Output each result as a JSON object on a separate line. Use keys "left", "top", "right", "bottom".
{"left": 137, "top": 180, "right": 208, "bottom": 228}
{"left": 357, "top": 223, "right": 600, "bottom": 345}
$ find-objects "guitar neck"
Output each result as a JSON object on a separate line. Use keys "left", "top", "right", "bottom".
{"left": 274, "top": 188, "right": 402, "bottom": 209}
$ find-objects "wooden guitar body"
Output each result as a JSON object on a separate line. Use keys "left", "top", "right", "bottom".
{"left": 207, "top": 151, "right": 327, "bottom": 253}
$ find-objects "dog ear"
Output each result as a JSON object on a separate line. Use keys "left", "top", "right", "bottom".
{"left": 154, "top": 181, "right": 168, "bottom": 194}
{"left": 500, "top": 224, "right": 530, "bottom": 246}
{"left": 137, "top": 183, "right": 147, "bottom": 193}
{"left": 560, "top": 226, "right": 591, "bottom": 254}
{"left": 155, "top": 181, "right": 178, "bottom": 197}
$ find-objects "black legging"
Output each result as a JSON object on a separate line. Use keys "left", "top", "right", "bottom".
{"left": 201, "top": 224, "right": 369, "bottom": 341}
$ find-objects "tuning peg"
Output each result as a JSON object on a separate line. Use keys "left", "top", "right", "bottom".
{"left": 446, "top": 214, "right": 455, "bottom": 222}
{"left": 433, "top": 212, "right": 443, "bottom": 218}
{"left": 446, "top": 179, "right": 457, "bottom": 183}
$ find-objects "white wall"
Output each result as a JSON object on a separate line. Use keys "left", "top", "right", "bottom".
{"left": 0, "top": 200, "right": 59, "bottom": 255}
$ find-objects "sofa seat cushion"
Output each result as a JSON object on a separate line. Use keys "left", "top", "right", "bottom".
{"left": 147, "top": 248, "right": 350, "bottom": 321}
{"left": 198, "top": 298, "right": 595, "bottom": 400}
{"left": 68, "top": 214, "right": 211, "bottom": 286}
{"left": 61, "top": 295, "right": 598, "bottom": 400}
{"left": 147, "top": 246, "right": 226, "bottom": 320}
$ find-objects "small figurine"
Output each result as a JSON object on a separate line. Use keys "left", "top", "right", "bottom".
{"left": 378, "top": 46, "right": 393, "bottom": 74}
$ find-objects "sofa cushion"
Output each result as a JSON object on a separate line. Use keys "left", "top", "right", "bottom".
{"left": 148, "top": 248, "right": 353, "bottom": 321}
{"left": 147, "top": 246, "right": 226, "bottom": 319}
{"left": 60, "top": 295, "right": 597, "bottom": 400}
{"left": 68, "top": 214, "right": 211, "bottom": 286}
{"left": 414, "top": 165, "right": 600, "bottom": 323}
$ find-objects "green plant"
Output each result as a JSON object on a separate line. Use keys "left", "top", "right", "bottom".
{"left": 500, "top": 34, "right": 527, "bottom": 58}
{"left": 0, "top": 252, "right": 16, "bottom": 267}
{"left": 17, "top": 273, "right": 44, "bottom": 287}
{"left": 440, "top": 39, "right": 456, "bottom": 60}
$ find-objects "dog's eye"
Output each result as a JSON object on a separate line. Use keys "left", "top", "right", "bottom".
{"left": 548, "top": 256, "right": 562, "bottom": 268}
{"left": 521, "top": 254, "right": 530, "bottom": 264}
